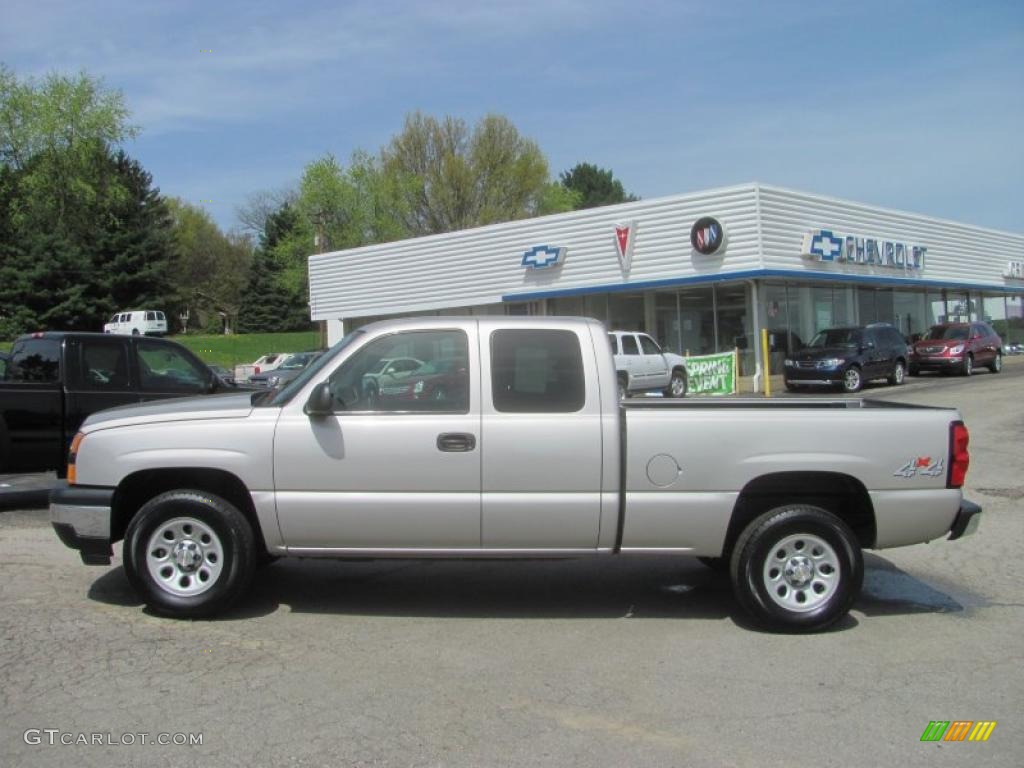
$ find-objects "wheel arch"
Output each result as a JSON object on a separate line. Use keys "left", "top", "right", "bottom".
{"left": 111, "top": 468, "right": 267, "bottom": 553}
{"left": 723, "top": 471, "right": 876, "bottom": 556}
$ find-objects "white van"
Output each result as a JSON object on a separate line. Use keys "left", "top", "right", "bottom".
{"left": 103, "top": 310, "right": 168, "bottom": 336}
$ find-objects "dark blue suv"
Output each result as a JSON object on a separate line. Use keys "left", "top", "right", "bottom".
{"left": 784, "top": 324, "right": 910, "bottom": 393}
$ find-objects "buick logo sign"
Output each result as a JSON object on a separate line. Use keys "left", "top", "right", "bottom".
{"left": 690, "top": 216, "right": 726, "bottom": 255}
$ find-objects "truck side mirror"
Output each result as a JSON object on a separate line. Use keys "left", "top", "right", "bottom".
{"left": 304, "top": 382, "right": 334, "bottom": 417}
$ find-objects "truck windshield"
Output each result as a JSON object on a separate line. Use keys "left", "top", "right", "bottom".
{"left": 263, "top": 331, "right": 364, "bottom": 407}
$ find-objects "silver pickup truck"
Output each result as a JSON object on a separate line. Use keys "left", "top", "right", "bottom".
{"left": 50, "top": 316, "right": 980, "bottom": 631}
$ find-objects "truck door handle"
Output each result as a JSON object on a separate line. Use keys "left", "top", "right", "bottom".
{"left": 437, "top": 432, "right": 476, "bottom": 452}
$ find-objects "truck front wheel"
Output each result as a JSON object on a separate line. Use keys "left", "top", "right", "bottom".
{"left": 123, "top": 490, "right": 257, "bottom": 618}
{"left": 730, "top": 505, "right": 862, "bottom": 632}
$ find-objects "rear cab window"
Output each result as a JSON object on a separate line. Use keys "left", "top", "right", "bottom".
{"left": 490, "top": 329, "right": 585, "bottom": 413}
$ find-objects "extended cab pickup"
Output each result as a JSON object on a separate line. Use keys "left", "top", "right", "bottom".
{"left": 50, "top": 317, "right": 981, "bottom": 631}
{"left": 0, "top": 332, "right": 227, "bottom": 474}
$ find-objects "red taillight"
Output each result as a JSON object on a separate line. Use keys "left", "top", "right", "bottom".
{"left": 948, "top": 421, "right": 969, "bottom": 488}
{"left": 254, "top": 366, "right": 261, "bottom": 374}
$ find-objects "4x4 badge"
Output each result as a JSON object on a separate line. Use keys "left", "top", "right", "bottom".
{"left": 894, "top": 457, "right": 944, "bottom": 479}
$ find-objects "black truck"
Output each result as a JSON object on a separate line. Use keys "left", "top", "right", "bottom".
{"left": 0, "top": 332, "right": 231, "bottom": 474}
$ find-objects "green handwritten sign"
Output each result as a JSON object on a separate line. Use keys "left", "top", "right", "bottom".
{"left": 685, "top": 350, "right": 737, "bottom": 396}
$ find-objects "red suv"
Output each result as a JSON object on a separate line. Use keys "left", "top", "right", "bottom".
{"left": 910, "top": 322, "right": 1003, "bottom": 376}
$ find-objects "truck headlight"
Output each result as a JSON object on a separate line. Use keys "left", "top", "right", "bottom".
{"left": 949, "top": 344, "right": 965, "bottom": 355}
{"left": 413, "top": 380, "right": 424, "bottom": 394}
{"left": 821, "top": 358, "right": 843, "bottom": 368}
{"left": 783, "top": 359, "right": 794, "bottom": 367}
{"left": 268, "top": 375, "right": 280, "bottom": 387}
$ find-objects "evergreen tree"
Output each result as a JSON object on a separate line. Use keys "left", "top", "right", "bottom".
{"left": 237, "top": 251, "right": 298, "bottom": 333}
{"left": 559, "top": 163, "right": 638, "bottom": 209}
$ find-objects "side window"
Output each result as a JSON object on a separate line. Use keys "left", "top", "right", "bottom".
{"left": 607, "top": 334, "right": 619, "bottom": 355}
{"left": 327, "top": 330, "right": 469, "bottom": 413}
{"left": 137, "top": 340, "right": 208, "bottom": 393}
{"left": 5, "top": 340, "right": 60, "bottom": 383}
{"left": 491, "top": 329, "right": 585, "bottom": 413}
{"left": 146, "top": 311, "right": 156, "bottom": 321}
{"left": 639, "top": 335, "right": 661, "bottom": 355}
{"left": 621, "top": 335, "right": 640, "bottom": 355}
{"left": 79, "top": 339, "right": 130, "bottom": 390}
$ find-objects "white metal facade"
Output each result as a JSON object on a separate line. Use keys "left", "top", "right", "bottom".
{"left": 308, "top": 182, "right": 1024, "bottom": 343}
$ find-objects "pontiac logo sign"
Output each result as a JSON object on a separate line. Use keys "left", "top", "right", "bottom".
{"left": 690, "top": 216, "right": 725, "bottom": 255}
{"left": 521, "top": 244, "right": 567, "bottom": 270}
{"left": 614, "top": 221, "right": 637, "bottom": 272}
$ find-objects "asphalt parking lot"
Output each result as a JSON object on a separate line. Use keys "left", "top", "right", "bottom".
{"left": 1, "top": 362, "right": 1021, "bottom": 767}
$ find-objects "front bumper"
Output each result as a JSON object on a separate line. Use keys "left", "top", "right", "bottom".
{"left": 948, "top": 499, "right": 982, "bottom": 541}
{"left": 783, "top": 366, "right": 843, "bottom": 386}
{"left": 50, "top": 482, "right": 115, "bottom": 565}
{"left": 912, "top": 355, "right": 963, "bottom": 371}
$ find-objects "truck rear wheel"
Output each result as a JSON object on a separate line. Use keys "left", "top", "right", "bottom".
{"left": 664, "top": 369, "right": 687, "bottom": 398}
{"left": 730, "top": 504, "right": 862, "bottom": 632}
{"left": 123, "top": 490, "right": 256, "bottom": 618}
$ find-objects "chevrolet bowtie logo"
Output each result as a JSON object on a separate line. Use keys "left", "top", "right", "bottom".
{"left": 809, "top": 230, "right": 843, "bottom": 261}
{"left": 521, "top": 245, "right": 567, "bottom": 269}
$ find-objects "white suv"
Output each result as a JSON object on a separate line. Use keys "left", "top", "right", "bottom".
{"left": 103, "top": 310, "right": 168, "bottom": 336}
{"left": 608, "top": 331, "right": 688, "bottom": 398}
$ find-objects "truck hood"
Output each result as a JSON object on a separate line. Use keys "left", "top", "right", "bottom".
{"left": 81, "top": 392, "right": 256, "bottom": 433}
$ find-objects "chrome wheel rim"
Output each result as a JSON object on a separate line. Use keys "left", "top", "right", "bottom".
{"left": 762, "top": 533, "right": 840, "bottom": 613}
{"left": 964, "top": 355, "right": 972, "bottom": 375}
{"left": 670, "top": 374, "right": 686, "bottom": 397}
{"left": 843, "top": 368, "right": 861, "bottom": 391}
{"left": 145, "top": 517, "right": 224, "bottom": 597}
{"left": 893, "top": 363, "right": 904, "bottom": 384}
{"left": 994, "top": 355, "right": 1002, "bottom": 372}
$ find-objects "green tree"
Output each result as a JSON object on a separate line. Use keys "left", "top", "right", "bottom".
{"left": 0, "top": 148, "right": 174, "bottom": 336}
{"left": 167, "top": 198, "right": 252, "bottom": 333}
{"left": 237, "top": 251, "right": 301, "bottom": 333}
{"left": 0, "top": 65, "right": 163, "bottom": 338}
{"left": 381, "top": 112, "right": 550, "bottom": 235}
{"left": 559, "top": 162, "right": 638, "bottom": 209}
{"left": 0, "top": 65, "right": 137, "bottom": 230}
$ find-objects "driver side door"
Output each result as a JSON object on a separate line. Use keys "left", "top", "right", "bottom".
{"left": 272, "top": 327, "right": 481, "bottom": 551}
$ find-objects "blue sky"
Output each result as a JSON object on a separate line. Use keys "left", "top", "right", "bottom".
{"left": 2, "top": 0, "right": 1022, "bottom": 234}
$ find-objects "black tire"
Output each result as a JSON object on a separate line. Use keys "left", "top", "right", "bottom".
{"left": 729, "top": 504, "right": 863, "bottom": 632}
{"left": 617, "top": 374, "right": 628, "bottom": 400}
{"left": 664, "top": 368, "right": 688, "bottom": 398}
{"left": 887, "top": 360, "right": 906, "bottom": 386}
{"left": 989, "top": 353, "right": 1002, "bottom": 374}
{"left": 123, "top": 490, "right": 257, "bottom": 619}
{"left": 131, "top": 328, "right": 140, "bottom": 335}
{"left": 962, "top": 353, "right": 973, "bottom": 376}
{"left": 841, "top": 365, "right": 863, "bottom": 393}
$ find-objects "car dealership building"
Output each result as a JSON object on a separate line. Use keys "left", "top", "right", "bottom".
{"left": 308, "top": 183, "right": 1024, "bottom": 380}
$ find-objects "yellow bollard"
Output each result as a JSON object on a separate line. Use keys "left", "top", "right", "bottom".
{"left": 761, "top": 328, "right": 771, "bottom": 397}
